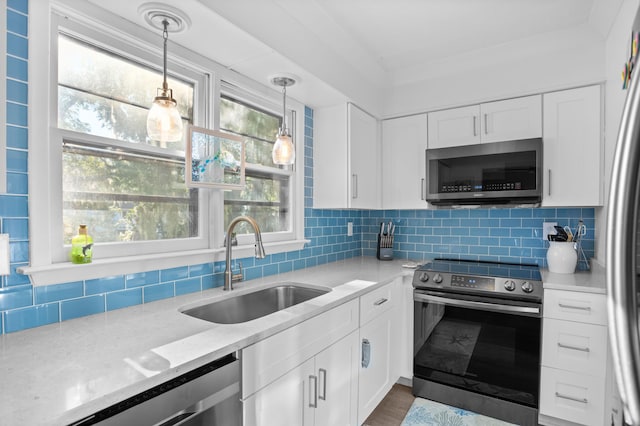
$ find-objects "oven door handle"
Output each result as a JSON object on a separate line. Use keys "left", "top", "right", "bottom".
{"left": 414, "top": 293, "right": 541, "bottom": 316}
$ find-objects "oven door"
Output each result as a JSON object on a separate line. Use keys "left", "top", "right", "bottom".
{"left": 413, "top": 290, "right": 541, "bottom": 410}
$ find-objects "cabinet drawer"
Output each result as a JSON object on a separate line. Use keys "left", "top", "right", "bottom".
{"left": 542, "top": 318, "right": 607, "bottom": 377}
{"left": 544, "top": 289, "right": 607, "bottom": 325}
{"left": 540, "top": 366, "right": 605, "bottom": 426}
{"left": 360, "top": 282, "right": 395, "bottom": 325}
{"left": 242, "top": 299, "right": 359, "bottom": 398}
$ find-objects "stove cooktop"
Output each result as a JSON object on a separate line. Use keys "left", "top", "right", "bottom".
{"left": 412, "top": 258, "right": 543, "bottom": 302}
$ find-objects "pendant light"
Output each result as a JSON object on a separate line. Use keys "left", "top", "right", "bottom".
{"left": 271, "top": 76, "right": 296, "bottom": 165}
{"left": 146, "top": 17, "right": 183, "bottom": 144}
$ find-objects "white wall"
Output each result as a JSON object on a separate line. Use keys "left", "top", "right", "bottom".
{"left": 596, "top": 0, "right": 640, "bottom": 263}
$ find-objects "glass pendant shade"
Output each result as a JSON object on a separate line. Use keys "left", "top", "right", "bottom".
{"left": 272, "top": 131, "right": 295, "bottom": 165}
{"left": 271, "top": 75, "right": 297, "bottom": 165}
{"left": 147, "top": 90, "right": 183, "bottom": 143}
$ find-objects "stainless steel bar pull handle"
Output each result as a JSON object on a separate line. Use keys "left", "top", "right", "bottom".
{"left": 362, "top": 339, "right": 371, "bottom": 368}
{"left": 309, "top": 375, "right": 318, "bottom": 408}
{"left": 555, "top": 392, "right": 588, "bottom": 404}
{"left": 558, "top": 303, "right": 591, "bottom": 311}
{"left": 484, "top": 113, "right": 488, "bottom": 134}
{"left": 473, "top": 116, "right": 477, "bottom": 137}
{"left": 557, "top": 342, "right": 590, "bottom": 353}
{"left": 352, "top": 174, "right": 358, "bottom": 199}
{"left": 548, "top": 169, "right": 552, "bottom": 196}
{"left": 318, "top": 368, "right": 327, "bottom": 401}
{"left": 607, "top": 43, "right": 640, "bottom": 425}
{"left": 421, "top": 178, "right": 425, "bottom": 200}
{"left": 374, "top": 297, "right": 388, "bottom": 306}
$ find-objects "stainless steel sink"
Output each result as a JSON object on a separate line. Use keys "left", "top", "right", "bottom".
{"left": 181, "top": 283, "right": 331, "bottom": 324}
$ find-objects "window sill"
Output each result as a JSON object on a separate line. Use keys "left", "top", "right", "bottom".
{"left": 18, "top": 239, "right": 309, "bottom": 287}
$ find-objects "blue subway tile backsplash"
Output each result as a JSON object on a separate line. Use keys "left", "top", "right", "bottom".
{"left": 61, "top": 295, "right": 105, "bottom": 321}
{"left": 7, "top": 0, "right": 28, "bottom": 15}
{"left": 0, "top": 6, "right": 598, "bottom": 334}
{"left": 106, "top": 288, "right": 143, "bottom": 311}
{"left": 34, "top": 281, "right": 83, "bottom": 304}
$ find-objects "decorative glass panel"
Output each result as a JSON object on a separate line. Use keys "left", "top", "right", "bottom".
{"left": 186, "top": 126, "right": 245, "bottom": 189}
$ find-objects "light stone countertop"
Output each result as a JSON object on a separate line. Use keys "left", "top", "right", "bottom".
{"left": 0, "top": 257, "right": 412, "bottom": 426}
{"left": 541, "top": 260, "right": 607, "bottom": 294}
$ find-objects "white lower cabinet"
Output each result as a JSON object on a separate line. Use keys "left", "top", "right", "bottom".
{"left": 357, "top": 280, "right": 399, "bottom": 424}
{"left": 243, "top": 331, "right": 359, "bottom": 426}
{"left": 358, "top": 308, "right": 393, "bottom": 424}
{"left": 539, "top": 289, "right": 617, "bottom": 426}
{"left": 242, "top": 281, "right": 402, "bottom": 426}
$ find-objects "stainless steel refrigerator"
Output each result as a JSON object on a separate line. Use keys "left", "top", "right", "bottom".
{"left": 607, "top": 7, "right": 640, "bottom": 426}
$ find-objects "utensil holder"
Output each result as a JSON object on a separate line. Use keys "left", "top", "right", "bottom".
{"left": 377, "top": 234, "right": 394, "bottom": 261}
{"left": 547, "top": 241, "right": 577, "bottom": 273}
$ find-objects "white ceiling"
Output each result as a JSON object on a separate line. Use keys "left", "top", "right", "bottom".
{"left": 83, "top": 0, "right": 621, "bottom": 115}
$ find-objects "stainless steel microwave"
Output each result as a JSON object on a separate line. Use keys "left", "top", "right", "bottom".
{"left": 425, "top": 138, "right": 543, "bottom": 206}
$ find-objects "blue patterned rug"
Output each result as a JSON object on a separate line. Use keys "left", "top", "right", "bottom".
{"left": 401, "top": 398, "right": 518, "bottom": 426}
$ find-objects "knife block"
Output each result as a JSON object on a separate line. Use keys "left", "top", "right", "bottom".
{"left": 376, "top": 234, "right": 394, "bottom": 261}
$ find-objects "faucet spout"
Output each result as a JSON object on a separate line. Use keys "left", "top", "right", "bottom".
{"left": 224, "top": 216, "right": 266, "bottom": 291}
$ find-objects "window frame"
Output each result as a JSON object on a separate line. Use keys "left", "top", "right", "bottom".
{"left": 219, "top": 82, "right": 297, "bottom": 245}
{"left": 49, "top": 14, "right": 210, "bottom": 263}
{"left": 22, "top": 3, "right": 305, "bottom": 286}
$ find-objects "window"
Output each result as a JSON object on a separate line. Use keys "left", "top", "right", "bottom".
{"left": 219, "top": 95, "right": 293, "bottom": 237}
{"left": 24, "top": 5, "right": 304, "bottom": 284}
{"left": 58, "top": 35, "right": 198, "bottom": 246}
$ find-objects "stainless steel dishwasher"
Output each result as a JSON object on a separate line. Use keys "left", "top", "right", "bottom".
{"left": 70, "top": 353, "right": 241, "bottom": 426}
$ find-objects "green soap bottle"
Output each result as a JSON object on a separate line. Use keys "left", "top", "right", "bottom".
{"left": 70, "top": 224, "right": 93, "bottom": 264}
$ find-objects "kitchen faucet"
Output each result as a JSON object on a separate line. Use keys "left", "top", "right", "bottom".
{"left": 224, "top": 216, "right": 266, "bottom": 291}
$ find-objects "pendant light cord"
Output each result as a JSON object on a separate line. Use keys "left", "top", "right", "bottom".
{"left": 281, "top": 84, "right": 287, "bottom": 133}
{"left": 162, "top": 19, "right": 169, "bottom": 91}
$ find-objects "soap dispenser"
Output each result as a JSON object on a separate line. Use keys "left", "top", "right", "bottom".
{"left": 70, "top": 224, "right": 93, "bottom": 264}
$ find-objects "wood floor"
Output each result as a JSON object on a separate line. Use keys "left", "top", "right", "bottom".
{"left": 363, "top": 384, "right": 415, "bottom": 426}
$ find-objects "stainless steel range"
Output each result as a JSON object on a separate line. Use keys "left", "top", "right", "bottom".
{"left": 412, "top": 259, "right": 542, "bottom": 426}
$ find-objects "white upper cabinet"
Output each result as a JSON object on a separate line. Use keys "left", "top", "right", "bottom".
{"left": 381, "top": 114, "right": 428, "bottom": 209}
{"left": 542, "top": 85, "right": 602, "bottom": 207}
{"left": 314, "top": 103, "right": 380, "bottom": 209}
{"left": 427, "top": 95, "right": 542, "bottom": 148}
{"left": 480, "top": 95, "right": 542, "bottom": 143}
{"left": 428, "top": 105, "right": 480, "bottom": 148}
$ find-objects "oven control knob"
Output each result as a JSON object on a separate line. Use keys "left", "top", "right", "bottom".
{"left": 504, "top": 280, "right": 516, "bottom": 291}
{"left": 521, "top": 281, "right": 534, "bottom": 293}
{"left": 419, "top": 272, "right": 429, "bottom": 282}
{"left": 433, "top": 273, "right": 443, "bottom": 284}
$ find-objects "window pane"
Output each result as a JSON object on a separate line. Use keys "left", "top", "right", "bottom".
{"left": 219, "top": 95, "right": 291, "bottom": 235}
{"left": 62, "top": 145, "right": 198, "bottom": 244}
{"left": 58, "top": 34, "right": 193, "bottom": 150}
{"left": 224, "top": 174, "right": 289, "bottom": 233}
{"left": 219, "top": 97, "right": 279, "bottom": 166}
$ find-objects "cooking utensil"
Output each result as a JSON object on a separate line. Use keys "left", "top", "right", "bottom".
{"left": 563, "top": 226, "right": 574, "bottom": 242}
{"left": 553, "top": 225, "right": 569, "bottom": 241}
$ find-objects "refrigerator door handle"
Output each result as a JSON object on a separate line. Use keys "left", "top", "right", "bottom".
{"left": 607, "top": 59, "right": 640, "bottom": 425}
